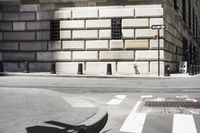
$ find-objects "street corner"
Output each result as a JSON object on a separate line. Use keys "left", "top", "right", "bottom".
{"left": 0, "top": 88, "right": 108, "bottom": 133}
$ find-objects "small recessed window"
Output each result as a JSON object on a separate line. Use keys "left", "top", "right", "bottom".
{"left": 50, "top": 20, "right": 60, "bottom": 41}
{"left": 111, "top": 18, "right": 122, "bottom": 40}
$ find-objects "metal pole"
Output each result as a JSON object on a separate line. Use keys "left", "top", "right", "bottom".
{"left": 158, "top": 29, "right": 160, "bottom": 76}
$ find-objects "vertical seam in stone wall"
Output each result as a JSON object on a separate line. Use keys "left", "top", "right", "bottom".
{"left": 148, "top": 61, "right": 150, "bottom": 72}
{"left": 71, "top": 51, "right": 73, "bottom": 61}
{"left": 108, "top": 40, "right": 111, "bottom": 50}
{"left": 116, "top": 61, "right": 118, "bottom": 71}
{"left": 61, "top": 40, "right": 63, "bottom": 50}
{"left": 84, "top": 61, "right": 86, "bottom": 71}
{"left": 148, "top": 39, "right": 150, "bottom": 50}
{"left": 97, "top": 50, "right": 100, "bottom": 61}
{"left": 84, "top": 40, "right": 86, "bottom": 51}
{"left": 98, "top": 29, "right": 100, "bottom": 40}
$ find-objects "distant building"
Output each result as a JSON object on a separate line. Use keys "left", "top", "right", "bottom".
{"left": 0, "top": 0, "right": 200, "bottom": 76}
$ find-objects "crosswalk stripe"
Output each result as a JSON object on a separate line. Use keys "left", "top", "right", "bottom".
{"left": 120, "top": 101, "right": 146, "bottom": 133}
{"left": 193, "top": 115, "right": 200, "bottom": 133}
{"left": 172, "top": 114, "right": 197, "bottom": 133}
{"left": 106, "top": 95, "right": 127, "bottom": 105}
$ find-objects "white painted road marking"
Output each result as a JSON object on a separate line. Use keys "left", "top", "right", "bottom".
{"left": 172, "top": 114, "right": 197, "bottom": 133}
{"left": 63, "top": 97, "right": 96, "bottom": 108}
{"left": 106, "top": 95, "right": 127, "bottom": 105}
{"left": 140, "top": 95, "right": 153, "bottom": 98}
{"left": 120, "top": 101, "right": 146, "bottom": 133}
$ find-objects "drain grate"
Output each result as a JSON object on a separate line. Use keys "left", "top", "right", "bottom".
{"left": 145, "top": 101, "right": 200, "bottom": 108}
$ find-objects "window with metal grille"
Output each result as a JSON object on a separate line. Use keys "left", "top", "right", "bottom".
{"left": 50, "top": 20, "right": 60, "bottom": 41}
{"left": 111, "top": 18, "right": 122, "bottom": 40}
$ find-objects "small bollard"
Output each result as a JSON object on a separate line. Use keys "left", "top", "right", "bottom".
{"left": 51, "top": 62, "right": 56, "bottom": 74}
{"left": 165, "top": 65, "right": 170, "bottom": 76}
{"left": 107, "top": 64, "right": 112, "bottom": 75}
{"left": 0, "top": 62, "right": 3, "bottom": 72}
{"left": 24, "top": 62, "right": 29, "bottom": 73}
{"left": 78, "top": 63, "right": 83, "bottom": 74}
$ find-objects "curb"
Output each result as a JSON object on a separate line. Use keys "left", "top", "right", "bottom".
{"left": 65, "top": 110, "right": 108, "bottom": 133}
{"left": 0, "top": 72, "right": 171, "bottom": 79}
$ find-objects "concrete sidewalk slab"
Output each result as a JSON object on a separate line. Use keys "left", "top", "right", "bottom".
{"left": 2, "top": 72, "right": 200, "bottom": 79}
{"left": 0, "top": 87, "right": 108, "bottom": 133}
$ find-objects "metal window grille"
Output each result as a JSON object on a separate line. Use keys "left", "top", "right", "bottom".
{"left": 50, "top": 20, "right": 60, "bottom": 41}
{"left": 111, "top": 18, "right": 122, "bottom": 40}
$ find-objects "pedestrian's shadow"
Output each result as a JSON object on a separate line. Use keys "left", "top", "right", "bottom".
{"left": 26, "top": 121, "right": 85, "bottom": 133}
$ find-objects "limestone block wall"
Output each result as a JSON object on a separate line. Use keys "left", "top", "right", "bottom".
{"left": 163, "top": 0, "right": 200, "bottom": 72}
{"left": 0, "top": 4, "right": 171, "bottom": 75}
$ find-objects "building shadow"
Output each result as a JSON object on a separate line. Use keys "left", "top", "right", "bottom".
{"left": 26, "top": 121, "right": 85, "bottom": 133}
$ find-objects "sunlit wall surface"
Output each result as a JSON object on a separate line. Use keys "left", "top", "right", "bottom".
{"left": 0, "top": 0, "right": 200, "bottom": 75}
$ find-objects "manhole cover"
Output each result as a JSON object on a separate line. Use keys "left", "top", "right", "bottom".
{"left": 145, "top": 101, "right": 200, "bottom": 108}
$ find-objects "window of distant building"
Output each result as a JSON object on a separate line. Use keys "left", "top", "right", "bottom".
{"left": 193, "top": 9, "right": 195, "bottom": 34}
{"left": 174, "top": 0, "right": 178, "bottom": 11}
{"left": 188, "top": 0, "right": 191, "bottom": 29}
{"left": 182, "top": 0, "right": 186, "bottom": 22}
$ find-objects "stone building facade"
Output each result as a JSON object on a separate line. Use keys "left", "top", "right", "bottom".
{"left": 0, "top": 0, "right": 200, "bottom": 76}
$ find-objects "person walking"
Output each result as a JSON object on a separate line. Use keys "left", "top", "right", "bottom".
{"left": 134, "top": 64, "right": 140, "bottom": 75}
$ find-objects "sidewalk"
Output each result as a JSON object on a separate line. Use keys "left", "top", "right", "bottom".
{"left": 0, "top": 87, "right": 108, "bottom": 133}
{"left": 1, "top": 72, "right": 200, "bottom": 79}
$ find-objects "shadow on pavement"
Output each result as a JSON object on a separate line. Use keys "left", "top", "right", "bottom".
{"left": 26, "top": 121, "right": 85, "bottom": 133}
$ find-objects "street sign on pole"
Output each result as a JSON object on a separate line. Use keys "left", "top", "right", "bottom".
{"left": 151, "top": 25, "right": 166, "bottom": 29}
{"left": 151, "top": 24, "right": 166, "bottom": 76}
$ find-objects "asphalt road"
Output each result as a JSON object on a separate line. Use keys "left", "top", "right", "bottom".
{"left": 0, "top": 75, "right": 200, "bottom": 133}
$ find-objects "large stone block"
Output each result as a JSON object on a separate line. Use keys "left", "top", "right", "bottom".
{"left": 60, "top": 30, "right": 71, "bottom": 39}
{"left": 135, "top": 29, "right": 163, "bottom": 38}
{"left": 37, "top": 31, "right": 50, "bottom": 40}
{"left": 117, "top": 62, "right": 149, "bottom": 75}
{"left": 4, "top": 32, "right": 35, "bottom": 41}
{"left": 0, "top": 42, "right": 19, "bottom": 51}
{"left": 86, "top": 19, "right": 111, "bottom": 29}
{"left": 29, "top": 62, "right": 51, "bottom": 72}
{"left": 86, "top": 40, "right": 108, "bottom": 50}
{"left": 110, "top": 40, "right": 123, "bottom": 49}
{"left": 99, "top": 8, "right": 134, "bottom": 18}
{"left": 20, "top": 13, "right": 36, "bottom": 21}
{"left": 63, "top": 41, "right": 84, "bottom": 50}
{"left": 0, "top": 13, "right": 2, "bottom": 20}
{"left": 125, "top": 40, "right": 149, "bottom": 49}
{"left": 3, "top": 63, "right": 19, "bottom": 72}
{"left": 0, "top": 22, "right": 12, "bottom": 31}
{"left": 4, "top": 52, "right": 36, "bottom": 61}
{"left": 56, "top": 62, "right": 84, "bottom": 74}
{"left": 0, "top": 32, "right": 2, "bottom": 41}
{"left": 72, "top": 8, "right": 98, "bottom": 19}
{"left": 0, "top": 53, "right": 2, "bottom": 61}
{"left": 60, "top": 20, "right": 85, "bottom": 29}
{"left": 37, "top": 51, "right": 71, "bottom": 61}
{"left": 150, "top": 18, "right": 164, "bottom": 26}
{"left": 135, "top": 7, "right": 163, "bottom": 17}
{"left": 150, "top": 39, "right": 164, "bottom": 49}
{"left": 4, "top": 13, "right": 19, "bottom": 21}
{"left": 13, "top": 22, "right": 26, "bottom": 31}
{"left": 150, "top": 61, "right": 164, "bottom": 75}
{"left": 122, "top": 19, "right": 149, "bottom": 28}
{"left": 48, "top": 41, "right": 62, "bottom": 51}
{"left": 20, "top": 5, "right": 38, "bottom": 12}
{"left": 135, "top": 50, "right": 164, "bottom": 60}
{"left": 100, "top": 51, "right": 134, "bottom": 61}
{"left": 99, "top": 30, "right": 111, "bottom": 39}
{"left": 73, "top": 30, "right": 98, "bottom": 39}
{"left": 20, "top": 42, "right": 48, "bottom": 51}
{"left": 37, "top": 10, "right": 71, "bottom": 20}
{"left": 85, "top": 62, "right": 117, "bottom": 75}
{"left": 27, "top": 21, "right": 50, "bottom": 30}
{"left": 73, "top": 51, "right": 98, "bottom": 61}
{"left": 122, "top": 29, "right": 135, "bottom": 38}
